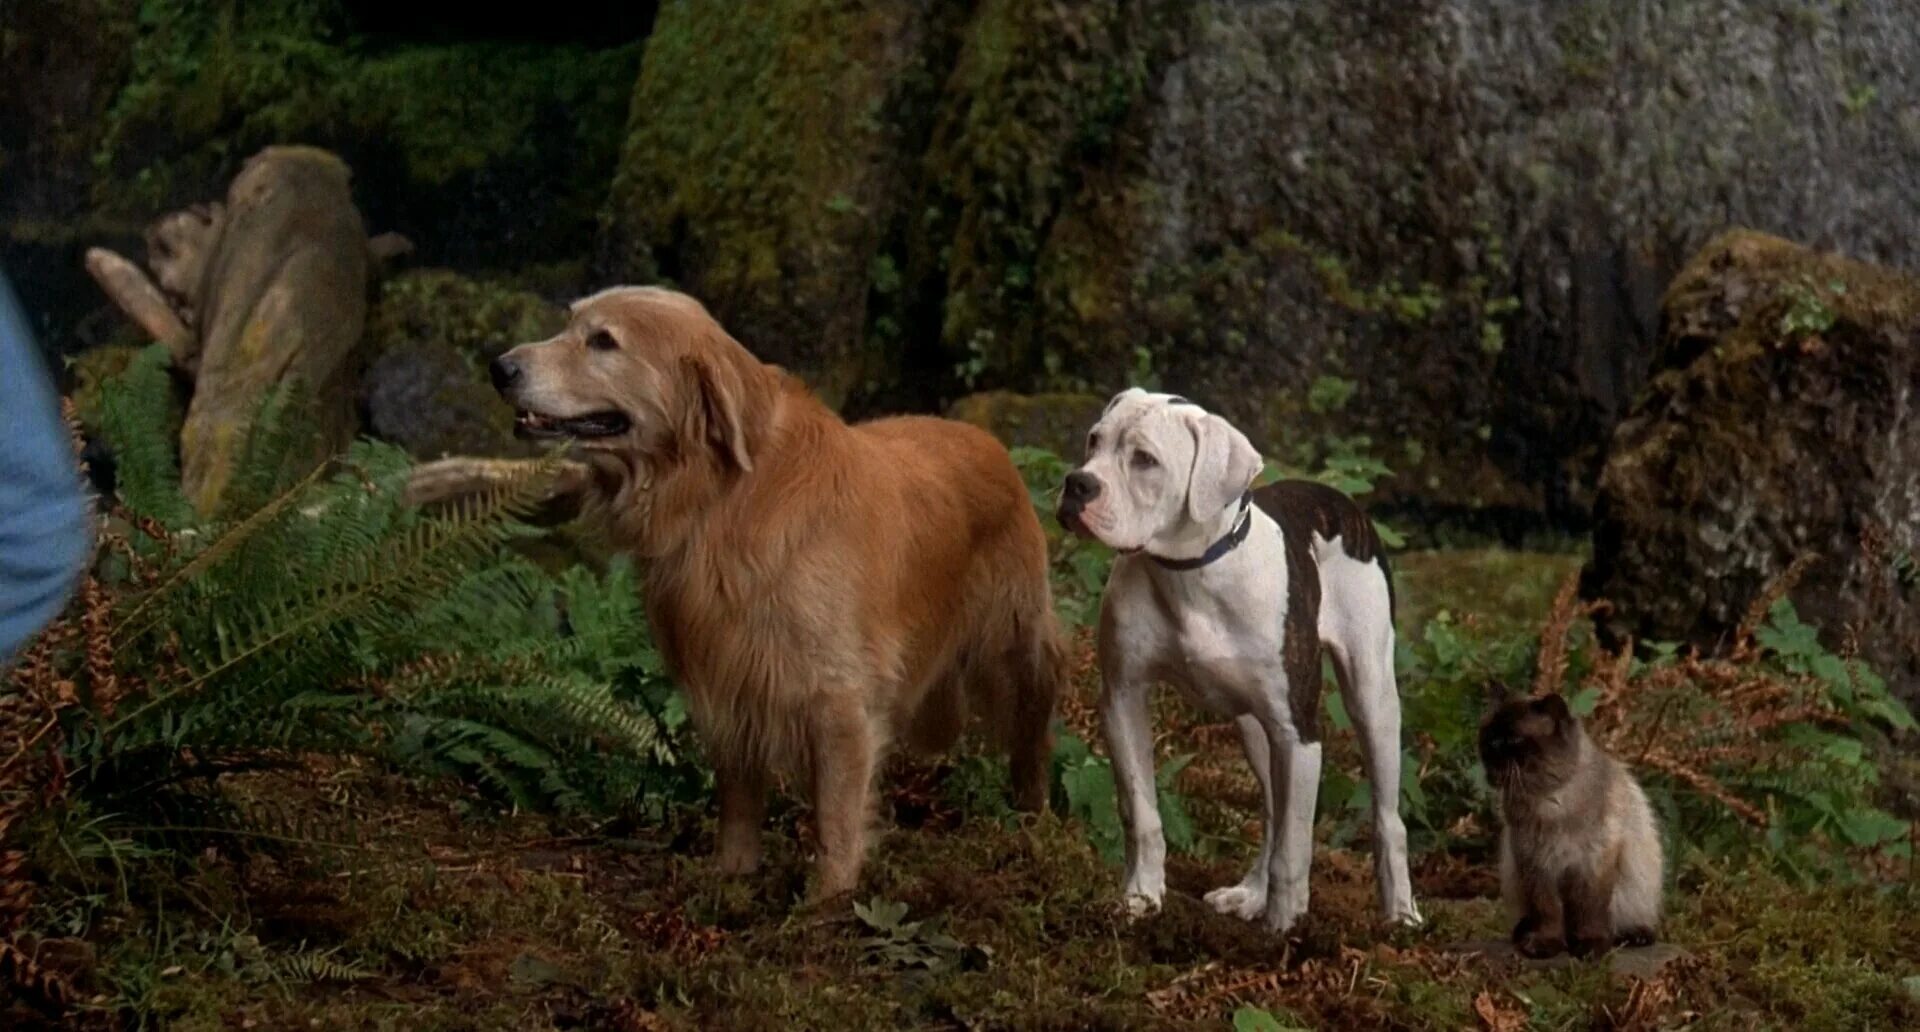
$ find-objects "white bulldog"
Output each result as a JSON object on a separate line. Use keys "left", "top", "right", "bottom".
{"left": 1057, "top": 388, "right": 1420, "bottom": 932}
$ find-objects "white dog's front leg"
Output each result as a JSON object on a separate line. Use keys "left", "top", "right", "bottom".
{"left": 1204, "top": 714, "right": 1273, "bottom": 921}
{"left": 1264, "top": 730, "right": 1323, "bottom": 934}
{"left": 1101, "top": 679, "right": 1165, "bottom": 916}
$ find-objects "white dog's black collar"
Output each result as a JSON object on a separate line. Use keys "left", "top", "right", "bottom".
{"left": 1150, "top": 492, "right": 1254, "bottom": 571}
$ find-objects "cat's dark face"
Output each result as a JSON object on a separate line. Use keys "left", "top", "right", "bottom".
{"left": 1479, "top": 693, "right": 1578, "bottom": 786}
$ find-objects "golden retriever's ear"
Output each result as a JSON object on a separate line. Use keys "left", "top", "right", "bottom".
{"left": 680, "top": 354, "right": 755, "bottom": 472}
{"left": 1184, "top": 410, "right": 1262, "bottom": 523}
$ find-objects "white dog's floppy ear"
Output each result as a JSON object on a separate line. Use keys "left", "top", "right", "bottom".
{"left": 1185, "top": 411, "right": 1263, "bottom": 523}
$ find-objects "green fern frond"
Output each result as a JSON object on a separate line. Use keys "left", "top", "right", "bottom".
{"left": 216, "top": 379, "right": 326, "bottom": 520}
{"left": 277, "top": 946, "right": 378, "bottom": 984}
{"left": 118, "top": 460, "right": 331, "bottom": 642}
{"left": 95, "top": 343, "right": 192, "bottom": 528}
{"left": 109, "top": 455, "right": 564, "bottom": 732}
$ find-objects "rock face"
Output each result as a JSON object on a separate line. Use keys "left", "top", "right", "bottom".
{"left": 1584, "top": 231, "right": 1920, "bottom": 702}
{"left": 602, "top": 0, "right": 1920, "bottom": 516}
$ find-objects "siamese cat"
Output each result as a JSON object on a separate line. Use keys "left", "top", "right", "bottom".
{"left": 1479, "top": 693, "right": 1663, "bottom": 958}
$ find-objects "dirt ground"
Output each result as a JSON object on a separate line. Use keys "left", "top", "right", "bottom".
{"left": 14, "top": 550, "right": 1918, "bottom": 1030}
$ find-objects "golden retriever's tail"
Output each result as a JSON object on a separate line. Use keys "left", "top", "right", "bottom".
{"left": 1006, "top": 607, "right": 1067, "bottom": 812}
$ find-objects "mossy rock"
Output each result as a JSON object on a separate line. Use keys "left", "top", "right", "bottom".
{"left": 361, "top": 269, "right": 563, "bottom": 459}
{"left": 602, "top": 0, "right": 959, "bottom": 408}
{"left": 67, "top": 343, "right": 158, "bottom": 434}
{"left": 365, "top": 268, "right": 564, "bottom": 363}
{"left": 944, "top": 391, "right": 1109, "bottom": 458}
{"left": 1584, "top": 230, "right": 1920, "bottom": 702}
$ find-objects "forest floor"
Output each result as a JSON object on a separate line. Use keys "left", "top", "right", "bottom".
{"left": 26, "top": 549, "right": 1920, "bottom": 1030}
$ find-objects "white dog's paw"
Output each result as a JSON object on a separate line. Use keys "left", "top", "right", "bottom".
{"left": 1262, "top": 896, "right": 1307, "bottom": 935}
{"left": 1203, "top": 883, "right": 1266, "bottom": 921}
{"left": 1122, "top": 890, "right": 1163, "bottom": 919}
{"left": 1384, "top": 902, "right": 1425, "bottom": 929}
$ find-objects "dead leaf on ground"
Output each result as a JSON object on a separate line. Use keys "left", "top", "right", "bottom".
{"left": 1473, "top": 988, "right": 1528, "bottom": 1032}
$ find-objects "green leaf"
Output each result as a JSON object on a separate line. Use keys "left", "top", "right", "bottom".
{"left": 1836, "top": 809, "right": 1910, "bottom": 848}
{"left": 1307, "top": 375, "right": 1357, "bottom": 415}
{"left": 1861, "top": 695, "right": 1918, "bottom": 732}
{"left": 1233, "top": 1006, "right": 1307, "bottom": 1032}
{"left": 1159, "top": 783, "right": 1196, "bottom": 853}
{"left": 1326, "top": 689, "right": 1353, "bottom": 731}
{"left": 1156, "top": 753, "right": 1196, "bottom": 789}
{"left": 855, "top": 898, "right": 909, "bottom": 932}
{"left": 1809, "top": 654, "right": 1849, "bottom": 687}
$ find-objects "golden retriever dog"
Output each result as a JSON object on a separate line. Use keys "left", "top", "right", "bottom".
{"left": 487, "top": 286, "right": 1066, "bottom": 898}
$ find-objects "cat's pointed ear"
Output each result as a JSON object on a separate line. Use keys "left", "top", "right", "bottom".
{"left": 1531, "top": 693, "right": 1572, "bottom": 722}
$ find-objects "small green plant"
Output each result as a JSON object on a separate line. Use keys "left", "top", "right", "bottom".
{"left": 1779, "top": 276, "right": 1844, "bottom": 338}
{"left": 1479, "top": 294, "right": 1521, "bottom": 356}
{"left": 1129, "top": 345, "right": 1163, "bottom": 392}
{"left": 853, "top": 897, "right": 974, "bottom": 972}
{"left": 1233, "top": 1006, "right": 1311, "bottom": 1032}
{"left": 1010, "top": 446, "right": 1112, "bottom": 627}
{"left": 1842, "top": 82, "right": 1878, "bottom": 115}
{"left": 1389, "top": 281, "right": 1448, "bottom": 324}
{"left": 1893, "top": 549, "right": 1920, "bottom": 592}
{"left": 1306, "top": 374, "right": 1357, "bottom": 415}
{"left": 1052, "top": 731, "right": 1195, "bottom": 865}
{"left": 955, "top": 330, "right": 994, "bottom": 389}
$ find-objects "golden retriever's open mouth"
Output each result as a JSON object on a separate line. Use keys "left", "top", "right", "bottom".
{"left": 514, "top": 409, "right": 633, "bottom": 439}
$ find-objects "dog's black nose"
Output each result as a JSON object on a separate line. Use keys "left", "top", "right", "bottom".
{"left": 489, "top": 356, "right": 521, "bottom": 391}
{"left": 1062, "top": 471, "right": 1102, "bottom": 507}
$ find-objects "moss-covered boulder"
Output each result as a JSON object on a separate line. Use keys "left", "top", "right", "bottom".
{"left": 1584, "top": 231, "right": 1920, "bottom": 702}
{"left": 945, "top": 391, "right": 1109, "bottom": 459}
{"left": 65, "top": 343, "right": 151, "bottom": 432}
{"left": 360, "top": 269, "right": 564, "bottom": 459}
{"left": 602, "top": 0, "right": 961, "bottom": 408}
{"left": 364, "top": 268, "right": 564, "bottom": 364}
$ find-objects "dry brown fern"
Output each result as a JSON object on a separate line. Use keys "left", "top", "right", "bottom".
{"left": 1532, "top": 572, "right": 1596, "bottom": 698}
{"left": 1532, "top": 558, "right": 1854, "bottom": 830}
{"left": 1733, "top": 554, "right": 1817, "bottom": 656}
{"left": 0, "top": 938, "right": 75, "bottom": 1012}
